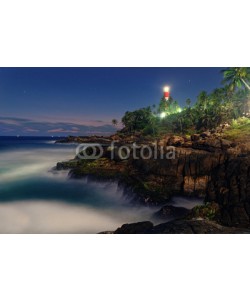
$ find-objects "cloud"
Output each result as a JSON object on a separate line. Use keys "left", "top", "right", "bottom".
{"left": 0, "top": 116, "right": 116, "bottom": 136}
{"left": 24, "top": 127, "right": 40, "bottom": 132}
{"left": 0, "top": 117, "right": 31, "bottom": 125}
{"left": 47, "top": 128, "right": 79, "bottom": 133}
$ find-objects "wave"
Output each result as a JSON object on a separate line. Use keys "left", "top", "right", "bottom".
{"left": 0, "top": 140, "right": 202, "bottom": 233}
{"left": 170, "top": 196, "right": 203, "bottom": 209}
{"left": 0, "top": 199, "right": 158, "bottom": 233}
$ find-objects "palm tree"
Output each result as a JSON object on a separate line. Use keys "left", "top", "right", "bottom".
{"left": 222, "top": 67, "right": 250, "bottom": 91}
{"left": 111, "top": 119, "right": 118, "bottom": 126}
{"left": 196, "top": 91, "right": 208, "bottom": 111}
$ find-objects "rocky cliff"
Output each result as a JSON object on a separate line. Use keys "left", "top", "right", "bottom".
{"left": 56, "top": 133, "right": 250, "bottom": 230}
{"left": 206, "top": 156, "right": 250, "bottom": 227}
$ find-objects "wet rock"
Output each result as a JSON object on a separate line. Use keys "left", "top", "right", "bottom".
{"left": 56, "top": 160, "right": 79, "bottom": 170}
{"left": 154, "top": 205, "right": 190, "bottom": 220}
{"left": 114, "top": 221, "right": 154, "bottom": 234}
{"left": 151, "top": 220, "right": 230, "bottom": 234}
{"left": 112, "top": 219, "right": 250, "bottom": 234}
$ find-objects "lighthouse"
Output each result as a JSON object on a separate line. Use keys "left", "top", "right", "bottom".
{"left": 163, "top": 86, "right": 170, "bottom": 101}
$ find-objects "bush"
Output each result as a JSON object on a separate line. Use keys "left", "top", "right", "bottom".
{"left": 142, "top": 124, "right": 159, "bottom": 136}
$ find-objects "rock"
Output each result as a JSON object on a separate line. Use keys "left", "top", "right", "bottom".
{"left": 183, "top": 176, "right": 210, "bottom": 196}
{"left": 238, "top": 142, "right": 250, "bottom": 155}
{"left": 151, "top": 219, "right": 233, "bottom": 234}
{"left": 112, "top": 219, "right": 250, "bottom": 234}
{"left": 192, "top": 138, "right": 222, "bottom": 152}
{"left": 158, "top": 135, "right": 171, "bottom": 147}
{"left": 56, "top": 135, "right": 112, "bottom": 144}
{"left": 184, "top": 135, "right": 191, "bottom": 142}
{"left": 56, "top": 160, "right": 79, "bottom": 170}
{"left": 55, "top": 133, "right": 250, "bottom": 229}
{"left": 154, "top": 205, "right": 190, "bottom": 220}
{"left": 221, "top": 139, "right": 233, "bottom": 150}
{"left": 110, "top": 134, "right": 121, "bottom": 141}
{"left": 114, "top": 221, "right": 154, "bottom": 234}
{"left": 191, "top": 134, "right": 200, "bottom": 141}
{"left": 200, "top": 131, "right": 211, "bottom": 139}
{"left": 167, "top": 135, "right": 185, "bottom": 147}
{"left": 182, "top": 141, "right": 193, "bottom": 148}
{"left": 206, "top": 156, "right": 250, "bottom": 228}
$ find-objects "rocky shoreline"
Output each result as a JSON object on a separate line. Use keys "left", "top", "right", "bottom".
{"left": 55, "top": 132, "right": 250, "bottom": 233}
{"left": 101, "top": 220, "right": 250, "bottom": 234}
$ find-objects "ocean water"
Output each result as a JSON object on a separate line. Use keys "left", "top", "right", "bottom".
{"left": 0, "top": 136, "right": 203, "bottom": 233}
{"left": 0, "top": 136, "right": 162, "bottom": 233}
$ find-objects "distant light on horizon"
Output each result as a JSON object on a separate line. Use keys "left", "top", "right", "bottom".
{"left": 163, "top": 86, "right": 170, "bottom": 92}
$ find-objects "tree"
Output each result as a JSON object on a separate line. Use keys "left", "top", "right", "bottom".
{"left": 196, "top": 91, "right": 208, "bottom": 111}
{"left": 222, "top": 67, "right": 250, "bottom": 91}
{"left": 112, "top": 119, "right": 118, "bottom": 126}
{"left": 158, "top": 96, "right": 182, "bottom": 115}
{"left": 186, "top": 98, "right": 191, "bottom": 108}
{"left": 121, "top": 107, "right": 153, "bottom": 133}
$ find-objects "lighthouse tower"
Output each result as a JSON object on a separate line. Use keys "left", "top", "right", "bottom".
{"left": 163, "top": 86, "right": 170, "bottom": 101}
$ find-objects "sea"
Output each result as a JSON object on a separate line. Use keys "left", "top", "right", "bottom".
{"left": 0, "top": 136, "right": 203, "bottom": 233}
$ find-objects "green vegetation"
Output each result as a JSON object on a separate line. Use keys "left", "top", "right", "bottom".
{"left": 191, "top": 202, "right": 220, "bottom": 221}
{"left": 121, "top": 106, "right": 159, "bottom": 136}
{"left": 224, "top": 117, "right": 250, "bottom": 141}
{"left": 222, "top": 67, "right": 250, "bottom": 91}
{"left": 118, "top": 68, "right": 250, "bottom": 137}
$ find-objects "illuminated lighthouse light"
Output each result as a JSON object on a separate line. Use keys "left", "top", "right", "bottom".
{"left": 163, "top": 86, "right": 170, "bottom": 101}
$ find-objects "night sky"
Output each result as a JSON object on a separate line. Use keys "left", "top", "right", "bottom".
{"left": 0, "top": 67, "right": 223, "bottom": 136}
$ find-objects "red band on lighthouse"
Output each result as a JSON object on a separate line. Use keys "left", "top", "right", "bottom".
{"left": 164, "top": 91, "right": 169, "bottom": 98}
{"left": 163, "top": 86, "right": 170, "bottom": 100}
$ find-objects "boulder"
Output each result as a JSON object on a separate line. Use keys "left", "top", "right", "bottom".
{"left": 56, "top": 159, "right": 79, "bottom": 170}
{"left": 114, "top": 221, "right": 154, "bottom": 234}
{"left": 200, "top": 131, "right": 211, "bottom": 139}
{"left": 192, "top": 138, "right": 222, "bottom": 152}
{"left": 167, "top": 135, "right": 185, "bottom": 146}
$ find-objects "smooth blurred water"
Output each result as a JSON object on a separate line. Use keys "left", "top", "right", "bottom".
{"left": 0, "top": 136, "right": 160, "bottom": 233}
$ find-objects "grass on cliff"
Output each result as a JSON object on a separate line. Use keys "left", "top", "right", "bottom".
{"left": 224, "top": 117, "right": 250, "bottom": 141}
